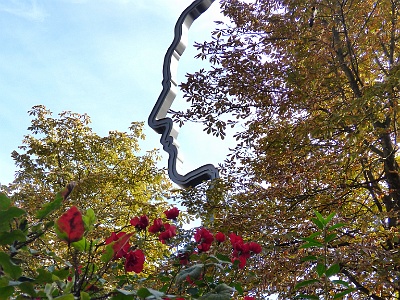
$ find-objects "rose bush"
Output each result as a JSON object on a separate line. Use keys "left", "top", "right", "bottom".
{"left": 0, "top": 185, "right": 263, "bottom": 299}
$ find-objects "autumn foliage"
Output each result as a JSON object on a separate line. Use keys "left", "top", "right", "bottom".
{"left": 172, "top": 0, "right": 400, "bottom": 298}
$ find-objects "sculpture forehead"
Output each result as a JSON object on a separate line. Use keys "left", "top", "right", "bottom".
{"left": 148, "top": 0, "right": 218, "bottom": 188}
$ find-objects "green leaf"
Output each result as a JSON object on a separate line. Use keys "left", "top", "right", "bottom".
{"left": 327, "top": 223, "right": 346, "bottom": 231}
{"left": 187, "top": 287, "right": 199, "bottom": 296}
{"left": 52, "top": 268, "right": 70, "bottom": 280}
{"left": 0, "top": 193, "right": 11, "bottom": 210}
{"left": 0, "top": 207, "right": 26, "bottom": 231}
{"left": 18, "top": 282, "right": 37, "bottom": 297}
{"left": 295, "top": 279, "right": 320, "bottom": 289}
{"left": 34, "top": 268, "right": 54, "bottom": 284}
{"left": 54, "top": 294, "right": 75, "bottom": 300}
{"left": 301, "top": 255, "right": 318, "bottom": 262}
{"left": 301, "top": 237, "right": 322, "bottom": 243}
{"left": 316, "top": 263, "right": 326, "bottom": 277}
{"left": 136, "top": 287, "right": 151, "bottom": 298}
{"left": 199, "top": 283, "right": 234, "bottom": 300}
{"left": 175, "top": 264, "right": 203, "bottom": 285}
{"left": 324, "top": 212, "right": 336, "bottom": 224}
{"left": 311, "top": 217, "right": 324, "bottom": 230}
{"left": 136, "top": 287, "right": 153, "bottom": 298}
{"left": 331, "top": 279, "right": 350, "bottom": 287}
{"left": 325, "top": 263, "right": 340, "bottom": 277}
{"left": 314, "top": 211, "right": 326, "bottom": 226}
{"left": 324, "top": 233, "right": 337, "bottom": 243}
{"left": 82, "top": 208, "right": 96, "bottom": 231}
{"left": 294, "top": 294, "right": 319, "bottom": 299}
{"left": 333, "top": 288, "right": 356, "bottom": 298}
{"left": 71, "top": 237, "right": 91, "bottom": 252}
{"left": 0, "top": 251, "right": 22, "bottom": 280}
{"left": 0, "top": 286, "right": 14, "bottom": 300}
{"left": 0, "top": 277, "right": 8, "bottom": 287}
{"left": 101, "top": 243, "right": 115, "bottom": 263}
{"left": 111, "top": 293, "right": 135, "bottom": 300}
{"left": 300, "top": 241, "right": 324, "bottom": 249}
{"left": 230, "top": 282, "right": 243, "bottom": 295}
{"left": 0, "top": 230, "right": 27, "bottom": 245}
{"left": 215, "top": 253, "right": 231, "bottom": 262}
{"left": 35, "top": 192, "right": 63, "bottom": 219}
{"left": 80, "top": 291, "right": 90, "bottom": 300}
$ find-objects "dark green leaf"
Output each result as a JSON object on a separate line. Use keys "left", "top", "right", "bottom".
{"left": 0, "top": 286, "right": 14, "bottom": 300}
{"left": 331, "top": 279, "right": 350, "bottom": 287}
{"left": 295, "top": 279, "right": 320, "bottom": 289}
{"left": 324, "top": 212, "right": 336, "bottom": 224}
{"left": 314, "top": 211, "right": 326, "bottom": 226}
{"left": 333, "top": 288, "right": 356, "bottom": 298}
{"left": 199, "top": 283, "right": 234, "bottom": 300}
{"left": 0, "top": 207, "right": 26, "bottom": 232}
{"left": 0, "top": 251, "right": 22, "bottom": 280}
{"left": 136, "top": 287, "right": 152, "bottom": 298}
{"left": 231, "top": 282, "right": 243, "bottom": 295}
{"left": 301, "top": 255, "right": 318, "bottom": 262}
{"left": 327, "top": 223, "right": 346, "bottom": 231}
{"left": 294, "top": 294, "right": 319, "bottom": 299}
{"left": 0, "top": 193, "right": 11, "bottom": 210}
{"left": 300, "top": 241, "right": 324, "bottom": 249}
{"left": 316, "top": 263, "right": 326, "bottom": 277}
{"left": 325, "top": 264, "right": 340, "bottom": 277}
{"left": 175, "top": 264, "right": 203, "bottom": 285}
{"left": 18, "top": 282, "right": 37, "bottom": 297}
{"left": 35, "top": 192, "right": 63, "bottom": 219}
{"left": 0, "top": 230, "right": 27, "bottom": 245}
{"left": 324, "top": 233, "right": 337, "bottom": 243}
{"left": 216, "top": 253, "right": 231, "bottom": 262}
{"left": 34, "top": 268, "right": 54, "bottom": 284}
{"left": 311, "top": 217, "right": 324, "bottom": 230}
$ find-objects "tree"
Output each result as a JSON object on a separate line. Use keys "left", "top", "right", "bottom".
{"left": 3, "top": 105, "right": 174, "bottom": 271}
{"left": 173, "top": 0, "right": 400, "bottom": 298}
{"left": 8, "top": 105, "right": 171, "bottom": 226}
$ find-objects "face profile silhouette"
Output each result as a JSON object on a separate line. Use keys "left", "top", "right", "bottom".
{"left": 148, "top": 0, "right": 219, "bottom": 188}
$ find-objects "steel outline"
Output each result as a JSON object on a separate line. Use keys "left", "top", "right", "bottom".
{"left": 148, "top": 0, "right": 218, "bottom": 188}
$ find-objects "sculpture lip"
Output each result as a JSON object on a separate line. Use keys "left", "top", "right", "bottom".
{"left": 148, "top": 0, "right": 218, "bottom": 188}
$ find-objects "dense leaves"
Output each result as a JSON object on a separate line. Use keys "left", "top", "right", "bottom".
{"left": 6, "top": 105, "right": 171, "bottom": 228}
{"left": 174, "top": 0, "right": 400, "bottom": 298}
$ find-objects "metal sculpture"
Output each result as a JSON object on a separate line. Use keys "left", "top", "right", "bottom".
{"left": 148, "top": 0, "right": 218, "bottom": 188}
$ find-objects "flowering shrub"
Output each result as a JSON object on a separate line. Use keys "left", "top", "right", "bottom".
{"left": 0, "top": 185, "right": 262, "bottom": 299}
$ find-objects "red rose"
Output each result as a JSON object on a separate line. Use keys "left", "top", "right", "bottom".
{"left": 232, "top": 255, "right": 247, "bottom": 269}
{"left": 124, "top": 249, "right": 145, "bottom": 273}
{"left": 105, "top": 232, "right": 131, "bottom": 259}
{"left": 194, "top": 228, "right": 214, "bottom": 252}
{"left": 164, "top": 207, "right": 180, "bottom": 220}
{"left": 229, "top": 232, "right": 243, "bottom": 247}
{"left": 215, "top": 232, "right": 226, "bottom": 243}
{"left": 244, "top": 296, "right": 255, "bottom": 300}
{"left": 159, "top": 223, "right": 177, "bottom": 244}
{"left": 55, "top": 206, "right": 85, "bottom": 243}
{"left": 248, "top": 242, "right": 262, "bottom": 254}
{"left": 148, "top": 218, "right": 164, "bottom": 233}
{"left": 130, "top": 215, "right": 149, "bottom": 230}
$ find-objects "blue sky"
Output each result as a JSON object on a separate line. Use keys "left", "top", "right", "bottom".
{"left": 0, "top": 0, "right": 235, "bottom": 185}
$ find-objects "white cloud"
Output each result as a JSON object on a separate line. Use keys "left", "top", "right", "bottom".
{"left": 0, "top": 0, "right": 47, "bottom": 21}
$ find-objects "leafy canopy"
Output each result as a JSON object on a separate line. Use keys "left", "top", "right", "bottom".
{"left": 174, "top": 0, "right": 400, "bottom": 298}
